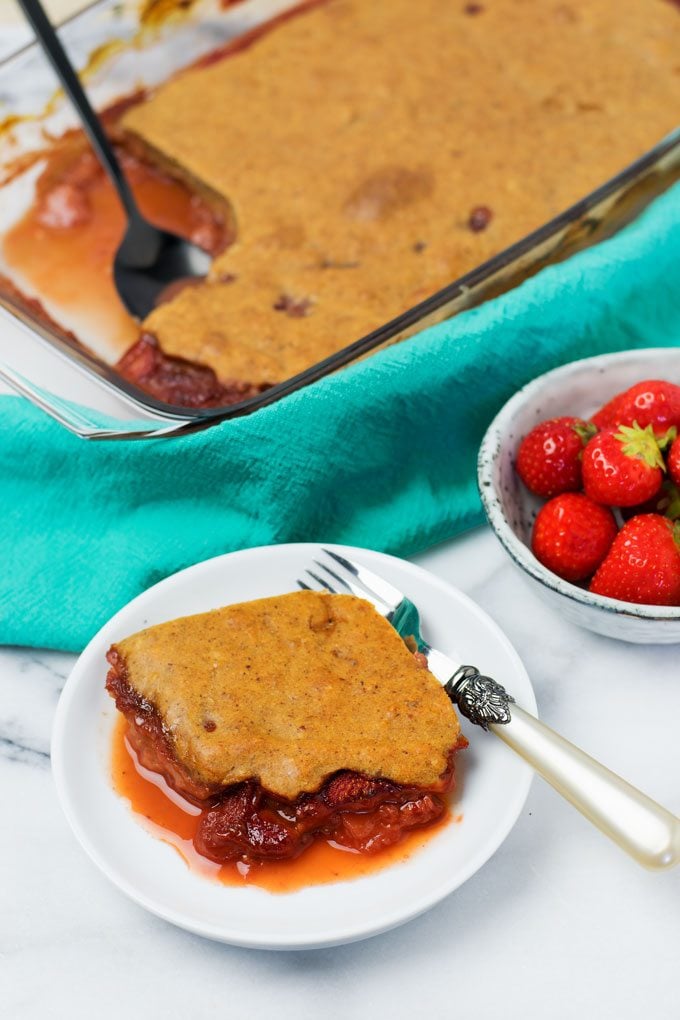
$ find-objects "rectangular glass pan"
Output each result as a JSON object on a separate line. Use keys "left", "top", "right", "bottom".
{"left": 0, "top": 0, "right": 679, "bottom": 438}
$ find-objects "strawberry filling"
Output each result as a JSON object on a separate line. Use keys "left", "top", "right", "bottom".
{"left": 116, "top": 332, "right": 269, "bottom": 408}
{"left": 106, "top": 648, "right": 464, "bottom": 864}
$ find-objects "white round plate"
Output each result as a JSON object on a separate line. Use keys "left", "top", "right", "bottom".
{"left": 52, "top": 543, "right": 536, "bottom": 950}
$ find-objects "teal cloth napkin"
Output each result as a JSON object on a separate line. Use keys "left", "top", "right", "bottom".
{"left": 2, "top": 181, "right": 680, "bottom": 652}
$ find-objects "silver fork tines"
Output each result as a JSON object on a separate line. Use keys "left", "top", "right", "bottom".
{"left": 321, "top": 549, "right": 404, "bottom": 607}
{"left": 312, "top": 556, "right": 393, "bottom": 608}
{"left": 303, "top": 569, "right": 335, "bottom": 593}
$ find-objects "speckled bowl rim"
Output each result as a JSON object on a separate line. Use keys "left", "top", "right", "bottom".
{"left": 477, "top": 348, "right": 680, "bottom": 623}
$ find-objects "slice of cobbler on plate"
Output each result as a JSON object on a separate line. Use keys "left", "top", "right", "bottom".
{"left": 106, "top": 590, "right": 466, "bottom": 868}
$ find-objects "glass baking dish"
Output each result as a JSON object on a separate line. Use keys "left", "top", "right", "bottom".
{"left": 1, "top": 0, "right": 679, "bottom": 439}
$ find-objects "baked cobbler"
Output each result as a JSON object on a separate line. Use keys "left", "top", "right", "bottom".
{"left": 105, "top": 590, "right": 465, "bottom": 864}
{"left": 3, "top": 0, "right": 679, "bottom": 407}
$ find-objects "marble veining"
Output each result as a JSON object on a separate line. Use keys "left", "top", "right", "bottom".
{"left": 0, "top": 733, "right": 50, "bottom": 767}
{"left": 0, "top": 648, "right": 70, "bottom": 767}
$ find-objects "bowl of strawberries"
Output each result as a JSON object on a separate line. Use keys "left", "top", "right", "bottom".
{"left": 478, "top": 348, "right": 680, "bottom": 643}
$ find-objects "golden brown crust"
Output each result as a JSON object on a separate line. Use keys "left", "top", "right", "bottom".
{"left": 122, "top": 0, "right": 680, "bottom": 383}
{"left": 108, "top": 591, "right": 461, "bottom": 799}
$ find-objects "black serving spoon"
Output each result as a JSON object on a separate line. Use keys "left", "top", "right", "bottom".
{"left": 17, "top": 0, "right": 211, "bottom": 319}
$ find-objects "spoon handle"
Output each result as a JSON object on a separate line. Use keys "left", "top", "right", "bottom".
{"left": 490, "top": 704, "right": 680, "bottom": 870}
{"left": 17, "top": 0, "right": 141, "bottom": 221}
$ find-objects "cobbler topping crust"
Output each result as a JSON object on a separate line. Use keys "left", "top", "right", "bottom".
{"left": 106, "top": 590, "right": 461, "bottom": 800}
{"left": 122, "top": 0, "right": 680, "bottom": 383}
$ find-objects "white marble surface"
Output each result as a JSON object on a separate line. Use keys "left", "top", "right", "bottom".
{"left": 2, "top": 527, "right": 679, "bottom": 1019}
{"left": 0, "top": 11, "right": 678, "bottom": 1019}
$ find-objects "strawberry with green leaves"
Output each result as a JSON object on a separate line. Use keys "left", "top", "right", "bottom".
{"left": 516, "top": 416, "right": 596, "bottom": 498}
{"left": 590, "top": 514, "right": 680, "bottom": 605}
{"left": 531, "top": 492, "right": 618, "bottom": 583}
{"left": 582, "top": 422, "right": 666, "bottom": 507}
{"left": 592, "top": 379, "right": 680, "bottom": 434}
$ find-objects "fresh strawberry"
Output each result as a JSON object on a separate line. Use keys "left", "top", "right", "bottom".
{"left": 590, "top": 514, "right": 680, "bottom": 605}
{"left": 531, "top": 493, "right": 618, "bottom": 583}
{"left": 516, "top": 416, "right": 596, "bottom": 498}
{"left": 592, "top": 379, "right": 680, "bottom": 434}
{"left": 668, "top": 436, "right": 680, "bottom": 487}
{"left": 581, "top": 423, "right": 665, "bottom": 506}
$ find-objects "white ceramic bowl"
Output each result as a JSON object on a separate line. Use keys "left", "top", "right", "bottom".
{"left": 478, "top": 348, "right": 680, "bottom": 644}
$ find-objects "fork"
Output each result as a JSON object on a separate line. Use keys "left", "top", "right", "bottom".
{"left": 17, "top": 0, "right": 212, "bottom": 320}
{"left": 298, "top": 549, "right": 680, "bottom": 870}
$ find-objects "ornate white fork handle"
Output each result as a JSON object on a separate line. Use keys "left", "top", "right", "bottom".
{"left": 301, "top": 550, "right": 680, "bottom": 871}
{"left": 448, "top": 666, "right": 679, "bottom": 870}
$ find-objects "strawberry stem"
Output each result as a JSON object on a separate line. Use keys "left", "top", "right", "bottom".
{"left": 657, "top": 426, "right": 677, "bottom": 452}
{"left": 656, "top": 481, "right": 680, "bottom": 520}
{"left": 572, "top": 421, "right": 597, "bottom": 445}
{"left": 673, "top": 520, "right": 680, "bottom": 552}
{"left": 616, "top": 421, "right": 666, "bottom": 471}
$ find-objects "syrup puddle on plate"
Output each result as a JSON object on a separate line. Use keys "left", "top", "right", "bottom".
{"left": 111, "top": 715, "right": 459, "bottom": 894}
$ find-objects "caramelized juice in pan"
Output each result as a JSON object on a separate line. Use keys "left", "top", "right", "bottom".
{"left": 3, "top": 139, "right": 228, "bottom": 359}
